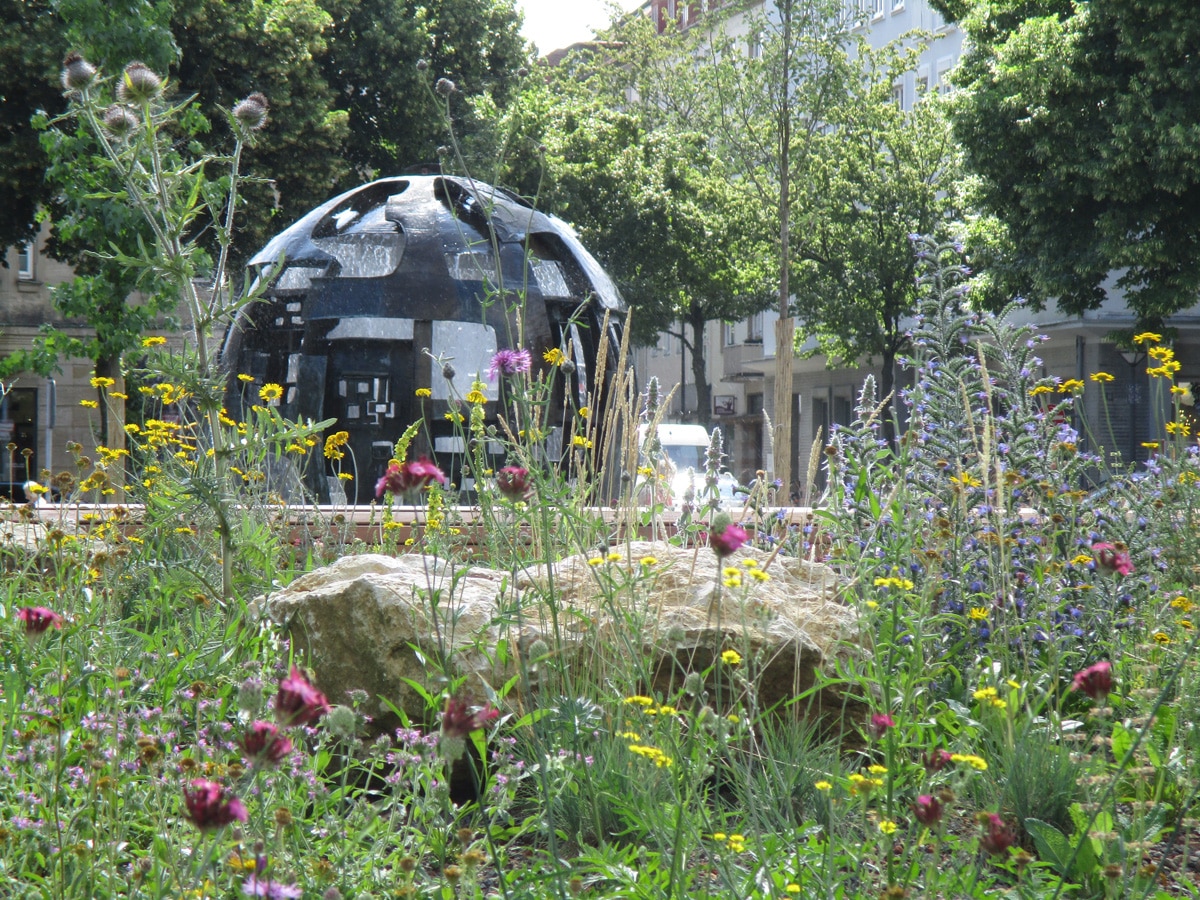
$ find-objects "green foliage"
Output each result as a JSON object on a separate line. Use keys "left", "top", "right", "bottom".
{"left": 950, "top": 0, "right": 1200, "bottom": 325}
{"left": 791, "top": 42, "right": 964, "bottom": 428}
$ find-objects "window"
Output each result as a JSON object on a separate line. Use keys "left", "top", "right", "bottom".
{"left": 747, "top": 312, "right": 764, "bottom": 343}
{"left": 747, "top": 34, "right": 763, "bottom": 59}
{"left": 873, "top": 0, "right": 887, "bottom": 18}
{"left": 891, "top": 82, "right": 905, "bottom": 109}
{"left": 724, "top": 322, "right": 736, "bottom": 346}
{"left": 17, "top": 242, "right": 34, "bottom": 281}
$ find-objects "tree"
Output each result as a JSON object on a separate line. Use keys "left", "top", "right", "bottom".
{"left": 0, "top": 0, "right": 70, "bottom": 253}
{"left": 547, "top": 110, "right": 774, "bottom": 427}
{"left": 692, "top": 0, "right": 857, "bottom": 494}
{"left": 473, "top": 28, "right": 775, "bottom": 431}
{"left": 942, "top": 0, "right": 1200, "bottom": 325}
{"left": 790, "top": 44, "right": 964, "bottom": 440}
{"left": 0, "top": 0, "right": 528, "bottom": 262}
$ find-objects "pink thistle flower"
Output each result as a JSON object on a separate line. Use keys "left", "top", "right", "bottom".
{"left": 923, "top": 748, "right": 954, "bottom": 772}
{"left": 487, "top": 348, "right": 532, "bottom": 380}
{"left": 275, "top": 666, "right": 330, "bottom": 727}
{"left": 913, "top": 794, "right": 943, "bottom": 827}
{"left": 1091, "top": 542, "right": 1133, "bottom": 576}
{"left": 239, "top": 720, "right": 293, "bottom": 765}
{"left": 709, "top": 521, "right": 749, "bottom": 558}
{"left": 182, "top": 779, "right": 247, "bottom": 831}
{"left": 441, "top": 696, "right": 499, "bottom": 740}
{"left": 16, "top": 606, "right": 64, "bottom": 637}
{"left": 1071, "top": 661, "right": 1113, "bottom": 700}
{"left": 495, "top": 465, "right": 531, "bottom": 501}
{"left": 866, "top": 712, "right": 895, "bottom": 739}
{"left": 979, "top": 812, "right": 1015, "bottom": 856}
{"left": 375, "top": 457, "right": 447, "bottom": 499}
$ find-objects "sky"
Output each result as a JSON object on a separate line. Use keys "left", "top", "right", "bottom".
{"left": 516, "top": 0, "right": 641, "bottom": 55}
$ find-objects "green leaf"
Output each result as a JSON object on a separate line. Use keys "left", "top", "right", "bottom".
{"left": 1026, "top": 818, "right": 1072, "bottom": 876}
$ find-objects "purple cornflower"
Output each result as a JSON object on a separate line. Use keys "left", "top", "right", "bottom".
{"left": 487, "top": 348, "right": 531, "bottom": 380}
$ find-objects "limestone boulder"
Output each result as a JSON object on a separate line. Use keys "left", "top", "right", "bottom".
{"left": 257, "top": 553, "right": 515, "bottom": 726}
{"left": 257, "top": 541, "right": 865, "bottom": 730}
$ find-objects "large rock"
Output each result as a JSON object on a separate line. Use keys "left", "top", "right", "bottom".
{"left": 257, "top": 541, "right": 864, "bottom": 730}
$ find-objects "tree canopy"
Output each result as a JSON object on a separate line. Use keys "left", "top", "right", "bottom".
{"left": 944, "top": 0, "right": 1200, "bottom": 325}
{"left": 0, "top": 0, "right": 527, "bottom": 263}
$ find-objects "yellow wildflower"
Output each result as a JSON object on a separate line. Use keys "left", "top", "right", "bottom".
{"left": 572, "top": 435, "right": 593, "bottom": 449}
{"left": 236, "top": 373, "right": 255, "bottom": 382}
{"left": 465, "top": 389, "right": 487, "bottom": 405}
{"left": 968, "top": 607, "right": 988, "bottom": 621}
{"left": 80, "top": 399, "right": 99, "bottom": 409}
{"left": 1058, "top": 379, "right": 1084, "bottom": 393}
{"left": 1132, "top": 332, "right": 1162, "bottom": 345}
{"left": 1089, "top": 371, "right": 1114, "bottom": 382}
{"left": 814, "top": 781, "right": 832, "bottom": 792}
{"left": 258, "top": 383, "right": 283, "bottom": 402}
{"left": 950, "top": 753, "right": 988, "bottom": 771}
{"left": 415, "top": 387, "right": 432, "bottom": 398}
{"left": 1165, "top": 421, "right": 1189, "bottom": 435}
{"left": 578, "top": 406, "right": 589, "bottom": 418}
{"left": 543, "top": 348, "right": 566, "bottom": 366}
{"left": 90, "top": 376, "right": 115, "bottom": 389}
{"left": 878, "top": 820, "right": 898, "bottom": 835}
{"left": 1029, "top": 384, "right": 1054, "bottom": 396}
{"left": 142, "top": 335, "right": 167, "bottom": 347}
{"left": 721, "top": 649, "right": 742, "bottom": 666}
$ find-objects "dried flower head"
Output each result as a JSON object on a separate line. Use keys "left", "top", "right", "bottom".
{"left": 435, "top": 77, "right": 457, "bottom": 97}
{"left": 102, "top": 104, "right": 139, "bottom": 138}
{"left": 232, "top": 92, "right": 270, "bottom": 132}
{"left": 61, "top": 52, "right": 97, "bottom": 92}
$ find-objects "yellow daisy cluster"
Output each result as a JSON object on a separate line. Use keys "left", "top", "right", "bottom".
{"left": 848, "top": 772, "right": 884, "bottom": 795}
{"left": 972, "top": 687, "right": 1007, "bottom": 710}
{"left": 709, "top": 832, "right": 746, "bottom": 853}
{"left": 950, "top": 752, "right": 988, "bottom": 771}
{"left": 628, "top": 744, "right": 673, "bottom": 767}
{"left": 140, "top": 382, "right": 192, "bottom": 405}
{"left": 543, "top": 348, "right": 566, "bottom": 366}
{"left": 723, "top": 566, "right": 742, "bottom": 588}
{"left": 323, "top": 430, "right": 350, "bottom": 460}
{"left": 874, "top": 575, "right": 915, "bottom": 591}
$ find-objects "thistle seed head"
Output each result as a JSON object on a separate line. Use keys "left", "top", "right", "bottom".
{"left": 61, "top": 52, "right": 97, "bottom": 92}
{"left": 232, "top": 92, "right": 269, "bottom": 132}
{"left": 117, "top": 62, "right": 163, "bottom": 104}
{"left": 101, "top": 105, "right": 139, "bottom": 138}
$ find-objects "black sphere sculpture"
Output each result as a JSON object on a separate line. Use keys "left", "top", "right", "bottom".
{"left": 223, "top": 175, "right": 625, "bottom": 503}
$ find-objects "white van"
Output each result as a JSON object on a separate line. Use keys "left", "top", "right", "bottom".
{"left": 637, "top": 423, "right": 739, "bottom": 508}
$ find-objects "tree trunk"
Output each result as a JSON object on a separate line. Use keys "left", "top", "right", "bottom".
{"left": 772, "top": 0, "right": 795, "bottom": 499}
{"left": 880, "top": 343, "right": 897, "bottom": 450}
{"left": 689, "top": 312, "right": 712, "bottom": 431}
